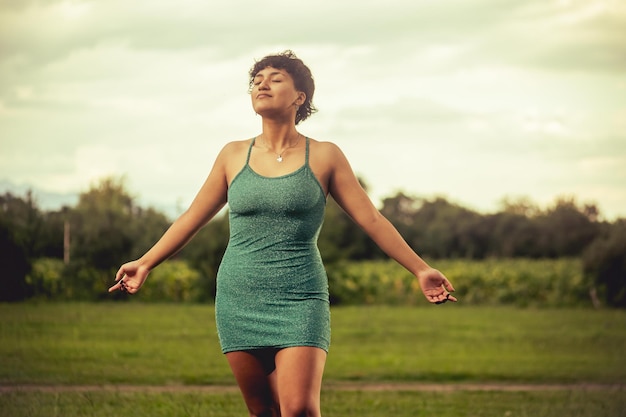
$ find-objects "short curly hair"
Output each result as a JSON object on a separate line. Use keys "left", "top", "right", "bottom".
{"left": 249, "top": 50, "right": 317, "bottom": 125}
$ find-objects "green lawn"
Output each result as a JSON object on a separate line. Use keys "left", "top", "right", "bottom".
{"left": 1, "top": 302, "right": 625, "bottom": 416}
{"left": 2, "top": 389, "right": 625, "bottom": 417}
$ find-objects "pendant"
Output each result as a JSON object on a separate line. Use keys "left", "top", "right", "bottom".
{"left": 276, "top": 155, "right": 283, "bottom": 162}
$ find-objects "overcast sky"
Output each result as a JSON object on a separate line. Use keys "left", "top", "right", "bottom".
{"left": 1, "top": 0, "right": 625, "bottom": 220}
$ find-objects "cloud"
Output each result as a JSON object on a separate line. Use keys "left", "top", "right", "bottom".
{"left": 1, "top": 0, "right": 625, "bottom": 220}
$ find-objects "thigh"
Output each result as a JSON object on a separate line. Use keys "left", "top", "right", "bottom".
{"left": 226, "top": 350, "right": 280, "bottom": 415}
{"left": 274, "top": 347, "right": 327, "bottom": 413}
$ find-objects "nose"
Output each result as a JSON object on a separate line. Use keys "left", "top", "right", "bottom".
{"left": 257, "top": 78, "right": 270, "bottom": 90}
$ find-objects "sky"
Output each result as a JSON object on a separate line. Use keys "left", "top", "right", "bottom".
{"left": 1, "top": 0, "right": 625, "bottom": 221}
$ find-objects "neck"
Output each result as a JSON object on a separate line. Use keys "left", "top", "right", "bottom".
{"left": 260, "top": 120, "right": 300, "bottom": 149}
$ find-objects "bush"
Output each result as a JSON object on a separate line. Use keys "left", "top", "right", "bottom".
{"left": 583, "top": 220, "right": 626, "bottom": 308}
{"left": 0, "top": 223, "right": 31, "bottom": 301}
{"left": 327, "top": 258, "right": 589, "bottom": 307}
{"left": 60, "top": 262, "right": 113, "bottom": 301}
{"left": 138, "top": 260, "right": 202, "bottom": 302}
{"left": 25, "top": 258, "right": 66, "bottom": 299}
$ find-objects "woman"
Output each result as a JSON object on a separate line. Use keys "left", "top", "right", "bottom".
{"left": 109, "top": 50, "right": 457, "bottom": 417}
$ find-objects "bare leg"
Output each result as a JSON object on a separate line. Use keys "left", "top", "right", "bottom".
{"left": 275, "top": 346, "right": 327, "bottom": 417}
{"left": 226, "top": 349, "right": 281, "bottom": 417}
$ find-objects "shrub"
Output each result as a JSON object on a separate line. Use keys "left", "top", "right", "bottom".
{"left": 327, "top": 258, "right": 589, "bottom": 307}
{"left": 583, "top": 220, "right": 626, "bottom": 308}
{"left": 138, "top": 260, "right": 201, "bottom": 302}
{"left": 25, "top": 258, "right": 66, "bottom": 299}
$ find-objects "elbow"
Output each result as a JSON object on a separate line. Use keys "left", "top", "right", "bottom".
{"left": 359, "top": 210, "right": 386, "bottom": 233}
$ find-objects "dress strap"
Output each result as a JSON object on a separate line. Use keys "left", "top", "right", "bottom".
{"left": 247, "top": 137, "right": 256, "bottom": 165}
{"left": 305, "top": 137, "right": 310, "bottom": 166}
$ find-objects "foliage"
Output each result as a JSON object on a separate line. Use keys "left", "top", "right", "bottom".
{"left": 0, "top": 220, "right": 31, "bottom": 301}
{"left": 24, "top": 258, "right": 65, "bottom": 299}
{"left": 328, "top": 258, "right": 589, "bottom": 307}
{"left": 379, "top": 193, "right": 602, "bottom": 260}
{"left": 0, "top": 191, "right": 62, "bottom": 301}
{"left": 178, "top": 213, "right": 230, "bottom": 302}
{"left": 1, "top": 178, "right": 624, "bottom": 307}
{"left": 139, "top": 260, "right": 202, "bottom": 302}
{"left": 60, "top": 262, "right": 113, "bottom": 301}
{"left": 583, "top": 219, "right": 626, "bottom": 307}
{"left": 318, "top": 179, "right": 383, "bottom": 262}
{"left": 71, "top": 177, "right": 159, "bottom": 269}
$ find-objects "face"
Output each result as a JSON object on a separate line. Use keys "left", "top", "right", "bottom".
{"left": 251, "top": 66, "right": 304, "bottom": 118}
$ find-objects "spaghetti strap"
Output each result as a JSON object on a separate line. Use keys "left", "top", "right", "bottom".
{"left": 305, "top": 137, "right": 310, "bottom": 166}
{"left": 246, "top": 137, "right": 256, "bottom": 165}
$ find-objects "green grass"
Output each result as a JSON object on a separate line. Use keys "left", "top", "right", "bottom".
{"left": 1, "top": 303, "right": 625, "bottom": 416}
{"left": 1, "top": 389, "right": 624, "bottom": 417}
{"left": 327, "top": 305, "right": 626, "bottom": 383}
{"left": 1, "top": 303, "right": 624, "bottom": 385}
{"left": 0, "top": 303, "right": 229, "bottom": 385}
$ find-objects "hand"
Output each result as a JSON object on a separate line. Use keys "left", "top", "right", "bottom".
{"left": 108, "top": 261, "right": 150, "bottom": 294}
{"left": 417, "top": 268, "right": 457, "bottom": 304}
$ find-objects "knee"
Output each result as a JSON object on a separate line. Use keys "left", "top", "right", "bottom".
{"left": 280, "top": 399, "right": 320, "bottom": 417}
{"left": 246, "top": 399, "right": 279, "bottom": 417}
{"left": 248, "top": 407, "right": 279, "bottom": 417}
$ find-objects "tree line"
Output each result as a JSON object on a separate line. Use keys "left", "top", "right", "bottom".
{"left": 1, "top": 177, "right": 624, "bottom": 306}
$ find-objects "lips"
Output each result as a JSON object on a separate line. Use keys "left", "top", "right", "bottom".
{"left": 257, "top": 94, "right": 271, "bottom": 99}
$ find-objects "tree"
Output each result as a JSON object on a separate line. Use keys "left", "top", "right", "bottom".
{"left": 485, "top": 212, "right": 540, "bottom": 257}
{"left": 0, "top": 191, "right": 48, "bottom": 301}
{"left": 128, "top": 207, "right": 171, "bottom": 260}
{"left": 583, "top": 219, "right": 626, "bottom": 308}
{"left": 379, "top": 191, "right": 420, "bottom": 250}
{"left": 179, "top": 211, "right": 230, "bottom": 301}
{"left": 0, "top": 219, "right": 31, "bottom": 301}
{"left": 410, "top": 196, "right": 482, "bottom": 258}
{"left": 535, "top": 197, "right": 600, "bottom": 257}
{"left": 70, "top": 177, "right": 139, "bottom": 269}
{"left": 62, "top": 177, "right": 176, "bottom": 300}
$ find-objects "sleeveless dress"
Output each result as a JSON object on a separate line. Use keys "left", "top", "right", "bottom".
{"left": 215, "top": 137, "right": 331, "bottom": 354}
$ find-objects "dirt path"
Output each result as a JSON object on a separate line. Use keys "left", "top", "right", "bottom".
{"left": 1, "top": 382, "right": 623, "bottom": 394}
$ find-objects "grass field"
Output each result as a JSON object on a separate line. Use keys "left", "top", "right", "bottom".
{"left": 1, "top": 302, "right": 625, "bottom": 416}
{"left": 2, "top": 389, "right": 625, "bottom": 417}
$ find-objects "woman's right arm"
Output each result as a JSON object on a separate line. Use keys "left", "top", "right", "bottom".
{"left": 109, "top": 145, "right": 230, "bottom": 294}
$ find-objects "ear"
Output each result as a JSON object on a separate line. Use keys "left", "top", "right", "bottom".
{"left": 294, "top": 92, "right": 306, "bottom": 106}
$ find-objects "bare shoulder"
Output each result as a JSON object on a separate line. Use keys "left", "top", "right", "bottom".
{"left": 215, "top": 138, "right": 253, "bottom": 165}
{"left": 308, "top": 138, "right": 352, "bottom": 193}
{"left": 219, "top": 138, "right": 254, "bottom": 183}
{"left": 308, "top": 138, "right": 346, "bottom": 162}
{"left": 220, "top": 138, "right": 253, "bottom": 156}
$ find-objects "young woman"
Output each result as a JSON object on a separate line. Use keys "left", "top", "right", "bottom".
{"left": 109, "top": 50, "right": 457, "bottom": 417}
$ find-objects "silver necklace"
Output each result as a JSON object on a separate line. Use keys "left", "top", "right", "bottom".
{"left": 262, "top": 134, "right": 302, "bottom": 162}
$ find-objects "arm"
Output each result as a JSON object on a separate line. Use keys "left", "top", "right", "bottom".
{"left": 327, "top": 144, "right": 456, "bottom": 304}
{"left": 109, "top": 146, "right": 230, "bottom": 294}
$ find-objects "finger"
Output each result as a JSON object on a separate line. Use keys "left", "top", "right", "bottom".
{"left": 115, "top": 269, "right": 126, "bottom": 282}
{"left": 443, "top": 278, "right": 455, "bottom": 293}
{"left": 433, "top": 292, "right": 458, "bottom": 304}
{"left": 108, "top": 282, "right": 122, "bottom": 293}
{"left": 430, "top": 293, "right": 446, "bottom": 304}
{"left": 427, "top": 293, "right": 441, "bottom": 303}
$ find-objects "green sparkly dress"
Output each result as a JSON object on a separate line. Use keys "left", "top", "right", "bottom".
{"left": 215, "top": 137, "right": 330, "bottom": 354}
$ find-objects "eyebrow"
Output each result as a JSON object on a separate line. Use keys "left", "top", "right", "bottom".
{"left": 253, "top": 71, "right": 285, "bottom": 79}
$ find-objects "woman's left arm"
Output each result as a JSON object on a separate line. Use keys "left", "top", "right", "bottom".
{"left": 326, "top": 143, "right": 456, "bottom": 304}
